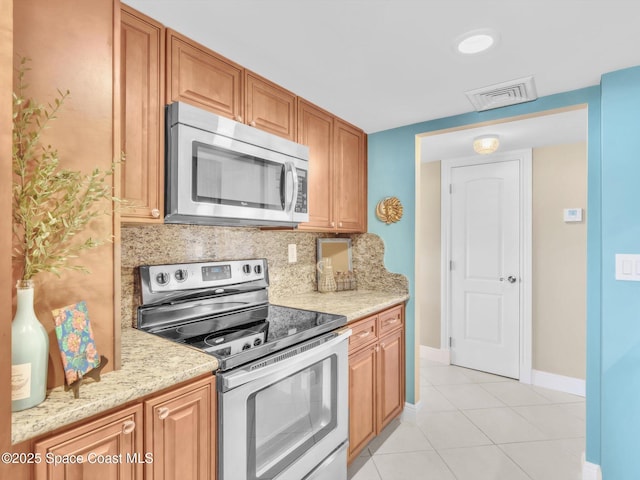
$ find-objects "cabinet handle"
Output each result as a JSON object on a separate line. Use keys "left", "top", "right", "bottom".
{"left": 380, "top": 343, "right": 385, "bottom": 348}
{"left": 122, "top": 420, "right": 136, "bottom": 435}
{"left": 236, "top": 115, "right": 243, "bottom": 123}
{"left": 331, "top": 222, "right": 335, "bottom": 227}
{"left": 375, "top": 345, "right": 379, "bottom": 353}
{"left": 356, "top": 331, "right": 371, "bottom": 339}
{"left": 249, "top": 120, "right": 256, "bottom": 127}
{"left": 384, "top": 319, "right": 399, "bottom": 326}
{"left": 339, "top": 222, "right": 343, "bottom": 228}
{"left": 151, "top": 208, "right": 160, "bottom": 218}
{"left": 158, "top": 407, "right": 170, "bottom": 420}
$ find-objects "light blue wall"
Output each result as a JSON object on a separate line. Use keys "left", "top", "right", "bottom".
{"left": 368, "top": 87, "right": 603, "bottom": 462}
{"left": 599, "top": 66, "right": 640, "bottom": 480}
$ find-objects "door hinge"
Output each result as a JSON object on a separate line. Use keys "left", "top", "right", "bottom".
{"left": 449, "top": 184, "right": 452, "bottom": 194}
{"left": 449, "top": 337, "right": 453, "bottom": 348}
{"left": 449, "top": 260, "right": 453, "bottom": 271}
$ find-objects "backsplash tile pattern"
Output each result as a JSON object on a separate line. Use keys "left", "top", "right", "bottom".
{"left": 121, "top": 225, "right": 408, "bottom": 328}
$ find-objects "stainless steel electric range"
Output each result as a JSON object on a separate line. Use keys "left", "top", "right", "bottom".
{"left": 137, "top": 258, "right": 350, "bottom": 480}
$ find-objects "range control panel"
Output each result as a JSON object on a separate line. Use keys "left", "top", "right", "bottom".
{"left": 144, "top": 259, "right": 267, "bottom": 293}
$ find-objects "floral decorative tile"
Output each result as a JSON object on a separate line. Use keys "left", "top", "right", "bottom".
{"left": 52, "top": 301, "right": 100, "bottom": 385}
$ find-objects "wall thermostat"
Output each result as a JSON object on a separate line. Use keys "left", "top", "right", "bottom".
{"left": 563, "top": 208, "right": 583, "bottom": 222}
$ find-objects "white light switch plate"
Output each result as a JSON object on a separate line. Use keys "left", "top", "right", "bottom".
{"left": 615, "top": 254, "right": 640, "bottom": 281}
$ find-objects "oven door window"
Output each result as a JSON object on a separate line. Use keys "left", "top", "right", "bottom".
{"left": 246, "top": 355, "right": 337, "bottom": 480}
{"left": 192, "top": 141, "right": 284, "bottom": 211}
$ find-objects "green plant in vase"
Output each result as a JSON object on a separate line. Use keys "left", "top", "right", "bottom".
{"left": 11, "top": 57, "right": 117, "bottom": 411}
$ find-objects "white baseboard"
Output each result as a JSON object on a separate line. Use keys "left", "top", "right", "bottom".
{"left": 531, "top": 369, "right": 585, "bottom": 397}
{"left": 419, "top": 345, "right": 450, "bottom": 364}
{"left": 582, "top": 452, "right": 602, "bottom": 480}
{"left": 401, "top": 400, "right": 422, "bottom": 422}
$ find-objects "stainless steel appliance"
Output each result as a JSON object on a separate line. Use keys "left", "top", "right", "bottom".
{"left": 165, "top": 102, "right": 309, "bottom": 227}
{"left": 137, "top": 258, "right": 349, "bottom": 480}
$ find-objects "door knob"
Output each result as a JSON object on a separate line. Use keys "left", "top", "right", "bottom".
{"left": 499, "top": 276, "right": 518, "bottom": 283}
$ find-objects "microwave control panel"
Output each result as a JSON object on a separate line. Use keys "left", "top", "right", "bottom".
{"left": 295, "top": 170, "right": 308, "bottom": 213}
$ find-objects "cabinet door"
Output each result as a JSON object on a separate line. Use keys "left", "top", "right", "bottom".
{"left": 166, "top": 29, "right": 243, "bottom": 121}
{"left": 245, "top": 71, "right": 296, "bottom": 141}
{"left": 377, "top": 329, "right": 405, "bottom": 432}
{"left": 121, "top": 6, "right": 165, "bottom": 222}
{"left": 34, "top": 405, "right": 143, "bottom": 480}
{"left": 334, "top": 119, "right": 367, "bottom": 232}
{"left": 144, "top": 376, "right": 215, "bottom": 480}
{"left": 297, "top": 100, "right": 334, "bottom": 231}
{"left": 347, "top": 344, "right": 377, "bottom": 464}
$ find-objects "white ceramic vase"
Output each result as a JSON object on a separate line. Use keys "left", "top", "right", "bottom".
{"left": 11, "top": 279, "right": 49, "bottom": 411}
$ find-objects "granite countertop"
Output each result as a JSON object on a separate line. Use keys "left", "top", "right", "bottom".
{"left": 271, "top": 289, "right": 409, "bottom": 322}
{"left": 11, "top": 328, "right": 218, "bottom": 445}
{"left": 12, "top": 289, "right": 408, "bottom": 445}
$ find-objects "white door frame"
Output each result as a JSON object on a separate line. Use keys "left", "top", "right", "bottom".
{"left": 441, "top": 149, "right": 532, "bottom": 383}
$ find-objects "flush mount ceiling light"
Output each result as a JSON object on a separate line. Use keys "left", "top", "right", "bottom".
{"left": 473, "top": 135, "right": 500, "bottom": 154}
{"left": 455, "top": 29, "right": 499, "bottom": 54}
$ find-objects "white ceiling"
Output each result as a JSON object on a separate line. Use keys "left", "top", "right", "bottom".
{"left": 126, "top": 0, "right": 640, "bottom": 135}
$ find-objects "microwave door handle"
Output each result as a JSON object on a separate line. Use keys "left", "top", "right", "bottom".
{"left": 285, "top": 162, "right": 299, "bottom": 213}
{"left": 279, "top": 164, "right": 286, "bottom": 209}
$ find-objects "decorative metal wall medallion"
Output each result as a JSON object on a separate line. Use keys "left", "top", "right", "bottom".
{"left": 375, "top": 196, "right": 403, "bottom": 224}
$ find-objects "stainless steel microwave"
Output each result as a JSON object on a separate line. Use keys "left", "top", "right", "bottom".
{"left": 165, "top": 102, "right": 309, "bottom": 227}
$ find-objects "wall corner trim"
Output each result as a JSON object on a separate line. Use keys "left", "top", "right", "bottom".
{"left": 401, "top": 400, "right": 423, "bottom": 423}
{"left": 582, "top": 452, "right": 602, "bottom": 480}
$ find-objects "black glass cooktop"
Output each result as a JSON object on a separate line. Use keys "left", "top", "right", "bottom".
{"left": 152, "top": 303, "right": 347, "bottom": 371}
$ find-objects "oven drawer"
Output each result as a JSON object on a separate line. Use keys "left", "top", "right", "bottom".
{"left": 348, "top": 316, "right": 378, "bottom": 352}
{"left": 378, "top": 306, "right": 403, "bottom": 335}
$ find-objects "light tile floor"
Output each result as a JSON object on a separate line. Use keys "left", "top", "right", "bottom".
{"left": 348, "top": 358, "right": 585, "bottom": 480}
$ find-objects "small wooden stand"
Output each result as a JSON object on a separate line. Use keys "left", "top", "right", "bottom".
{"left": 64, "top": 355, "right": 109, "bottom": 399}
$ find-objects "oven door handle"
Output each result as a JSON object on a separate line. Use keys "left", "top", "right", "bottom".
{"left": 218, "top": 330, "right": 351, "bottom": 392}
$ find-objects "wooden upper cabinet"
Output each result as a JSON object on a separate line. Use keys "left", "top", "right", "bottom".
{"left": 297, "top": 99, "right": 367, "bottom": 233}
{"left": 120, "top": 5, "right": 165, "bottom": 222}
{"left": 34, "top": 405, "right": 143, "bottom": 480}
{"left": 144, "top": 376, "right": 215, "bottom": 480}
{"left": 297, "top": 99, "right": 334, "bottom": 230}
{"left": 245, "top": 71, "right": 297, "bottom": 141}
{"left": 334, "top": 119, "right": 367, "bottom": 232}
{"left": 166, "top": 29, "right": 244, "bottom": 121}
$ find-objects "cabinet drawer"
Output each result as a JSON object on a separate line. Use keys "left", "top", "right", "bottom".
{"left": 378, "top": 306, "right": 403, "bottom": 335}
{"left": 349, "top": 316, "right": 378, "bottom": 352}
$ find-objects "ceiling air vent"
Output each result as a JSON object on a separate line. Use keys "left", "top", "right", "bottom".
{"left": 465, "top": 75, "right": 538, "bottom": 112}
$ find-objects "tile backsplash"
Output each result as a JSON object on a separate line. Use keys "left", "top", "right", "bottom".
{"left": 120, "top": 225, "right": 408, "bottom": 328}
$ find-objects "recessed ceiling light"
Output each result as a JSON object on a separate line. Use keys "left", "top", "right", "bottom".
{"left": 456, "top": 29, "right": 499, "bottom": 55}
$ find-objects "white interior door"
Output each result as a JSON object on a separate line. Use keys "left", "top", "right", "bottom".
{"left": 449, "top": 159, "right": 521, "bottom": 378}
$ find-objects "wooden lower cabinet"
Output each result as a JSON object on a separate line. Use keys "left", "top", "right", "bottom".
{"left": 145, "top": 376, "right": 215, "bottom": 480}
{"left": 33, "top": 375, "right": 216, "bottom": 480}
{"left": 34, "top": 405, "right": 143, "bottom": 480}
{"left": 377, "top": 328, "right": 405, "bottom": 431}
{"left": 347, "top": 305, "right": 405, "bottom": 464}
{"left": 348, "top": 344, "right": 377, "bottom": 459}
